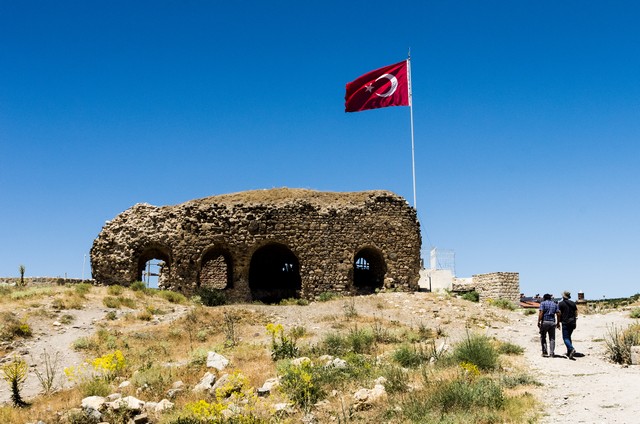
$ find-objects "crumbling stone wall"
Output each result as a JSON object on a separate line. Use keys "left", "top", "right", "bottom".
{"left": 452, "top": 272, "right": 520, "bottom": 303}
{"left": 90, "top": 188, "right": 421, "bottom": 302}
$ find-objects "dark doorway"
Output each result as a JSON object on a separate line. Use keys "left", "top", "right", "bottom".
{"left": 353, "top": 248, "right": 386, "bottom": 294}
{"left": 200, "top": 249, "right": 232, "bottom": 290}
{"left": 249, "top": 243, "right": 301, "bottom": 303}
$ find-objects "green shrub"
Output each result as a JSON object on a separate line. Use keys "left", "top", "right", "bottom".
{"left": 427, "top": 376, "right": 504, "bottom": 412}
{"left": 195, "top": 287, "right": 227, "bottom": 306}
{"left": 392, "top": 344, "right": 429, "bottom": 368}
{"left": 630, "top": 308, "right": 640, "bottom": 319}
{"left": 497, "top": 341, "right": 524, "bottom": 355}
{"left": 320, "top": 332, "right": 348, "bottom": 356}
{"left": 346, "top": 326, "right": 375, "bottom": 354}
{"left": 453, "top": 333, "right": 499, "bottom": 371}
{"left": 317, "top": 291, "right": 341, "bottom": 302}
{"left": 267, "top": 324, "right": 299, "bottom": 361}
{"left": 278, "top": 360, "right": 323, "bottom": 410}
{"left": 381, "top": 364, "right": 410, "bottom": 394}
{"left": 461, "top": 291, "right": 480, "bottom": 302}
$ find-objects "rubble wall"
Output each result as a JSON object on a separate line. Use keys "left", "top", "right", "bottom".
{"left": 90, "top": 188, "right": 422, "bottom": 301}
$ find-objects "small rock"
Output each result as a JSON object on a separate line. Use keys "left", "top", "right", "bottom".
{"left": 206, "top": 351, "right": 230, "bottom": 370}
{"left": 193, "top": 371, "right": 216, "bottom": 392}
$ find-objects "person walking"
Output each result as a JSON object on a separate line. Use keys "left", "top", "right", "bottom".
{"left": 558, "top": 290, "right": 578, "bottom": 359}
{"left": 538, "top": 293, "right": 560, "bottom": 357}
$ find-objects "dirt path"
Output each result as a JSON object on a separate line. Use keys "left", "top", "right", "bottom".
{"left": 489, "top": 309, "right": 640, "bottom": 423}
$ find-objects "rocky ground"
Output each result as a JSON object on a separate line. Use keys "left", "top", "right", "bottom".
{"left": 1, "top": 289, "right": 639, "bottom": 422}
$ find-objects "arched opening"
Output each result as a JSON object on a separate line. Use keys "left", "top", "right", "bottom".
{"left": 249, "top": 243, "right": 301, "bottom": 303}
{"left": 353, "top": 248, "right": 386, "bottom": 294}
{"left": 137, "top": 246, "right": 171, "bottom": 289}
{"left": 199, "top": 248, "right": 232, "bottom": 289}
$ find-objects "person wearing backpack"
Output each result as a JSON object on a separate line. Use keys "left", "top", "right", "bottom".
{"left": 558, "top": 290, "right": 578, "bottom": 359}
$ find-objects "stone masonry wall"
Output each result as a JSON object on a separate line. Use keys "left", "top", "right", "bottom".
{"left": 90, "top": 188, "right": 422, "bottom": 302}
{"left": 472, "top": 272, "right": 520, "bottom": 303}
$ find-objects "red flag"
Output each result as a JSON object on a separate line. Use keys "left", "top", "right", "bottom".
{"left": 345, "top": 60, "right": 410, "bottom": 112}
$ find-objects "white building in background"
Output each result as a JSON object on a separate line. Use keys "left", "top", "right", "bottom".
{"left": 418, "top": 248, "right": 472, "bottom": 292}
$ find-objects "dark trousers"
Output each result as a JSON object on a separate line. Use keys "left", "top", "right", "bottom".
{"left": 540, "top": 321, "right": 556, "bottom": 355}
{"left": 562, "top": 322, "right": 576, "bottom": 353}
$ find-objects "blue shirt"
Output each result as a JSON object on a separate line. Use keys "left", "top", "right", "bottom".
{"left": 539, "top": 300, "right": 558, "bottom": 322}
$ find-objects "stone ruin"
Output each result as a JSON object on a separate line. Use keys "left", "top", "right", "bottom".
{"left": 90, "top": 188, "right": 422, "bottom": 303}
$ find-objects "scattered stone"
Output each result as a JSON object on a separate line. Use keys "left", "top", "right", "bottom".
{"left": 193, "top": 371, "right": 216, "bottom": 392}
{"left": 257, "top": 377, "right": 280, "bottom": 396}
{"left": 108, "top": 395, "right": 145, "bottom": 412}
{"left": 291, "top": 357, "right": 312, "bottom": 366}
{"left": 81, "top": 395, "right": 106, "bottom": 413}
{"left": 207, "top": 351, "right": 230, "bottom": 370}
{"left": 353, "top": 383, "right": 387, "bottom": 410}
{"left": 155, "top": 398, "right": 175, "bottom": 412}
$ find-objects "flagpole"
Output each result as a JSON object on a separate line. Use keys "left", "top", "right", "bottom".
{"left": 407, "top": 55, "right": 417, "bottom": 209}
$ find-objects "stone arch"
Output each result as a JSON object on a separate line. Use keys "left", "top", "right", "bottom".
{"left": 136, "top": 244, "right": 171, "bottom": 285}
{"left": 199, "top": 247, "right": 233, "bottom": 290}
{"left": 249, "top": 242, "right": 301, "bottom": 303}
{"left": 353, "top": 247, "right": 386, "bottom": 294}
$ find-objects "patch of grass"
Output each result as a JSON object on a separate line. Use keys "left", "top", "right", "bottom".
{"left": 194, "top": 286, "right": 227, "bottom": 306}
{"left": 488, "top": 298, "right": 516, "bottom": 311}
{"left": 392, "top": 343, "right": 430, "bottom": 368}
{"left": 52, "top": 292, "right": 85, "bottom": 310}
{"left": 157, "top": 290, "right": 187, "bottom": 304}
{"left": 317, "top": 291, "right": 341, "bottom": 302}
{"left": 501, "top": 373, "right": 542, "bottom": 388}
{"left": 102, "top": 295, "right": 136, "bottom": 309}
{"left": 452, "top": 332, "right": 499, "bottom": 371}
{"left": 10, "top": 287, "right": 53, "bottom": 300}
{"left": 461, "top": 291, "right": 480, "bottom": 302}
{"left": 73, "top": 283, "right": 92, "bottom": 297}
{"left": 497, "top": 341, "right": 524, "bottom": 355}
{"left": 605, "top": 323, "right": 640, "bottom": 365}
{"left": 59, "top": 314, "right": 75, "bottom": 325}
{"left": 0, "top": 313, "right": 32, "bottom": 341}
{"left": 107, "top": 285, "right": 124, "bottom": 296}
{"left": 426, "top": 375, "right": 505, "bottom": 412}
{"left": 342, "top": 299, "right": 358, "bottom": 319}
{"left": 279, "top": 297, "right": 309, "bottom": 306}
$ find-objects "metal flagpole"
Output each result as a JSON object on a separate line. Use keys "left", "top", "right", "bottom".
{"left": 407, "top": 54, "right": 417, "bottom": 209}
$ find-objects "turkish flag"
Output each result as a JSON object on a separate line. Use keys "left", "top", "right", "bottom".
{"left": 345, "top": 60, "right": 410, "bottom": 112}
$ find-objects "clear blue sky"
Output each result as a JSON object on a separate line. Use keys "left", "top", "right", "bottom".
{"left": 1, "top": 1, "right": 638, "bottom": 299}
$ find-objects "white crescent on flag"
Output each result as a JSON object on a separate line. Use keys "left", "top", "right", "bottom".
{"left": 374, "top": 74, "right": 398, "bottom": 97}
